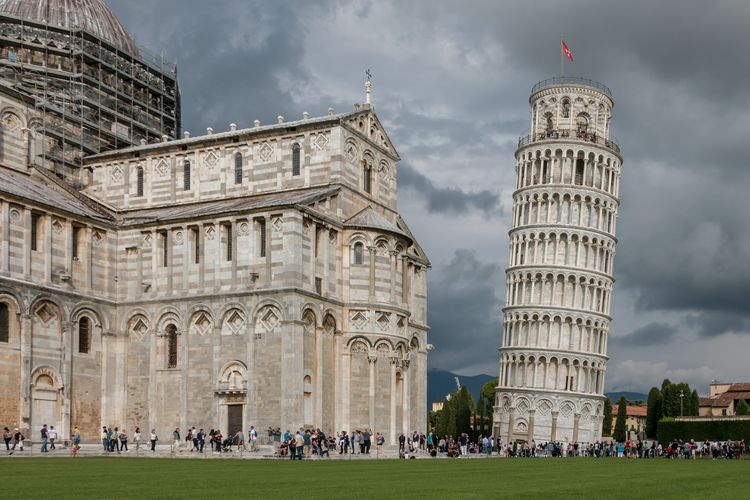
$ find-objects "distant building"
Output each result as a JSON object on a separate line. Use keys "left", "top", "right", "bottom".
{"left": 431, "top": 401, "right": 444, "bottom": 412}
{"left": 610, "top": 404, "right": 646, "bottom": 436}
{"left": 699, "top": 383, "right": 750, "bottom": 417}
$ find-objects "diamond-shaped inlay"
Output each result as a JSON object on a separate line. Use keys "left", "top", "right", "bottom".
{"left": 260, "top": 308, "right": 279, "bottom": 332}
{"left": 155, "top": 159, "right": 169, "bottom": 177}
{"left": 313, "top": 133, "right": 329, "bottom": 150}
{"left": 258, "top": 142, "right": 274, "bottom": 162}
{"left": 376, "top": 312, "right": 390, "bottom": 331}
{"left": 560, "top": 402, "right": 574, "bottom": 418}
{"left": 36, "top": 304, "right": 55, "bottom": 325}
{"left": 203, "top": 151, "right": 219, "bottom": 169}
{"left": 537, "top": 399, "right": 552, "bottom": 416}
{"left": 92, "top": 230, "right": 103, "bottom": 246}
{"left": 111, "top": 165, "right": 123, "bottom": 183}
{"left": 2, "top": 112, "right": 19, "bottom": 131}
{"left": 351, "top": 311, "right": 367, "bottom": 329}
{"left": 345, "top": 143, "right": 357, "bottom": 163}
{"left": 132, "top": 318, "right": 148, "bottom": 340}
{"left": 143, "top": 233, "right": 153, "bottom": 246}
{"left": 272, "top": 217, "right": 283, "bottom": 232}
{"left": 51, "top": 218, "right": 64, "bottom": 234}
{"left": 205, "top": 225, "right": 215, "bottom": 240}
{"left": 193, "top": 313, "right": 211, "bottom": 335}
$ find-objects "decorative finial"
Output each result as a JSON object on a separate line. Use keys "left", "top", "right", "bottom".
{"left": 277, "top": 115, "right": 284, "bottom": 124}
{"left": 303, "top": 111, "right": 309, "bottom": 120}
{"left": 229, "top": 123, "right": 237, "bottom": 132}
{"left": 254, "top": 119, "right": 261, "bottom": 128}
{"left": 183, "top": 131, "right": 190, "bottom": 139}
{"left": 206, "top": 127, "right": 213, "bottom": 135}
{"left": 365, "top": 68, "right": 372, "bottom": 106}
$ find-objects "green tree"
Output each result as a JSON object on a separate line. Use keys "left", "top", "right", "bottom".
{"left": 476, "top": 379, "right": 498, "bottom": 438}
{"left": 602, "top": 398, "right": 613, "bottom": 436}
{"left": 614, "top": 396, "right": 628, "bottom": 442}
{"left": 646, "top": 387, "right": 663, "bottom": 438}
{"left": 735, "top": 399, "right": 750, "bottom": 416}
{"left": 435, "top": 397, "right": 455, "bottom": 437}
{"left": 455, "top": 385, "right": 474, "bottom": 436}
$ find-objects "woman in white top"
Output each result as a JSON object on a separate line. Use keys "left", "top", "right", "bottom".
{"left": 133, "top": 428, "right": 142, "bottom": 452}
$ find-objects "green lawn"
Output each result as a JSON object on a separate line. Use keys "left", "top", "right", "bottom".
{"left": 2, "top": 457, "right": 747, "bottom": 499}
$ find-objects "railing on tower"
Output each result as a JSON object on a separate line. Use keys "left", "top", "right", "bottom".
{"left": 531, "top": 77, "right": 612, "bottom": 98}
{"left": 518, "top": 129, "right": 621, "bottom": 155}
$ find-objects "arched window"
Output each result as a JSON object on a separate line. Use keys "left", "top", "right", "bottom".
{"left": 136, "top": 167, "right": 144, "bottom": 197}
{"left": 576, "top": 114, "right": 589, "bottom": 135}
{"left": 292, "top": 143, "right": 301, "bottom": 176}
{"left": 166, "top": 324, "right": 177, "bottom": 368}
{"left": 234, "top": 153, "right": 243, "bottom": 184}
{"left": 183, "top": 160, "right": 191, "bottom": 191}
{"left": 575, "top": 159, "right": 584, "bottom": 185}
{"left": 545, "top": 115, "right": 554, "bottom": 133}
{"left": 363, "top": 163, "right": 372, "bottom": 193}
{"left": 353, "top": 242, "right": 364, "bottom": 265}
{"left": 78, "top": 317, "right": 91, "bottom": 354}
{"left": 0, "top": 303, "right": 8, "bottom": 342}
{"left": 562, "top": 99, "right": 571, "bottom": 118}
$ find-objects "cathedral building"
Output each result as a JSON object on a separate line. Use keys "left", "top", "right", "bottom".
{"left": 494, "top": 77, "right": 623, "bottom": 444}
{"left": 0, "top": 0, "right": 429, "bottom": 444}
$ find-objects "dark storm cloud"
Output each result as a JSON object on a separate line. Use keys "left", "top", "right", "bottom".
{"left": 683, "top": 311, "right": 750, "bottom": 339}
{"left": 426, "top": 250, "right": 503, "bottom": 372}
{"left": 398, "top": 163, "right": 502, "bottom": 217}
{"left": 106, "top": 0, "right": 750, "bottom": 386}
{"left": 611, "top": 323, "right": 679, "bottom": 347}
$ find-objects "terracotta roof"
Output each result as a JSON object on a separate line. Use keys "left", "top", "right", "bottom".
{"left": 612, "top": 405, "right": 647, "bottom": 417}
{"left": 0, "top": 166, "right": 114, "bottom": 223}
{"left": 699, "top": 397, "right": 713, "bottom": 407}
{"left": 728, "top": 383, "right": 750, "bottom": 392}
{"left": 120, "top": 186, "right": 339, "bottom": 226}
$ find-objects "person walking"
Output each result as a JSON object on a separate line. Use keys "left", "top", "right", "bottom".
{"left": 249, "top": 426, "right": 258, "bottom": 451}
{"left": 71, "top": 426, "right": 81, "bottom": 458}
{"left": 40, "top": 424, "right": 49, "bottom": 452}
{"left": 119, "top": 429, "right": 128, "bottom": 452}
{"left": 172, "top": 427, "right": 181, "bottom": 453}
{"left": 3, "top": 427, "right": 11, "bottom": 451}
{"left": 48, "top": 426, "right": 57, "bottom": 450}
{"left": 133, "top": 428, "right": 142, "bottom": 453}
{"left": 10, "top": 428, "right": 24, "bottom": 454}
{"left": 192, "top": 427, "right": 200, "bottom": 452}
{"left": 150, "top": 429, "right": 158, "bottom": 452}
{"left": 101, "top": 426, "right": 108, "bottom": 452}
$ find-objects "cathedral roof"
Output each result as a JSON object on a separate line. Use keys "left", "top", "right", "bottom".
{"left": 0, "top": 166, "right": 114, "bottom": 222}
{"left": 344, "top": 206, "right": 411, "bottom": 242}
{"left": 0, "top": 0, "right": 139, "bottom": 55}
{"left": 120, "top": 186, "right": 340, "bottom": 226}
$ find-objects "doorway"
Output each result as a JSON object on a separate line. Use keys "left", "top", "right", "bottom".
{"left": 227, "top": 404, "right": 243, "bottom": 440}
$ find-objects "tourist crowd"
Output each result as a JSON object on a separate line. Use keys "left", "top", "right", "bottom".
{"left": 3, "top": 424, "right": 746, "bottom": 461}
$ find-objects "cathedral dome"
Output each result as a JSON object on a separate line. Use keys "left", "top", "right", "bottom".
{"left": 0, "top": 0, "right": 138, "bottom": 54}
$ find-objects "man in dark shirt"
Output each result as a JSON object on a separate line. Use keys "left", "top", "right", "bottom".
{"left": 40, "top": 424, "right": 48, "bottom": 453}
{"left": 363, "top": 430, "right": 371, "bottom": 454}
{"left": 398, "top": 433, "right": 406, "bottom": 452}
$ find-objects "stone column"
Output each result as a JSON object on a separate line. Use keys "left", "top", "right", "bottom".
{"left": 572, "top": 413, "right": 581, "bottom": 443}
{"left": 61, "top": 321, "right": 73, "bottom": 439}
{"left": 527, "top": 409, "right": 536, "bottom": 443}
{"left": 389, "top": 250, "right": 398, "bottom": 302}
{"left": 368, "top": 355, "right": 376, "bottom": 432}
{"left": 506, "top": 407, "right": 516, "bottom": 443}
{"left": 19, "top": 314, "right": 31, "bottom": 431}
{"left": 182, "top": 225, "right": 190, "bottom": 291}
{"left": 315, "top": 329, "right": 323, "bottom": 427}
{"left": 550, "top": 411, "right": 559, "bottom": 442}
{"left": 231, "top": 219, "right": 238, "bottom": 288}
{"left": 211, "top": 324, "right": 222, "bottom": 428}
{"left": 401, "top": 256, "right": 409, "bottom": 305}
{"left": 0, "top": 201, "right": 8, "bottom": 273}
{"left": 368, "top": 246, "right": 376, "bottom": 300}
{"left": 245, "top": 319, "right": 256, "bottom": 427}
{"left": 341, "top": 349, "right": 351, "bottom": 434}
{"left": 401, "top": 360, "right": 410, "bottom": 436}
{"left": 44, "top": 215, "right": 52, "bottom": 282}
{"left": 389, "top": 357, "right": 397, "bottom": 444}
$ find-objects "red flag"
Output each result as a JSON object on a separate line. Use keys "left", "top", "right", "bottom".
{"left": 561, "top": 39, "right": 574, "bottom": 62}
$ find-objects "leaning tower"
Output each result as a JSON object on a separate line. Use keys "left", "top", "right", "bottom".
{"left": 494, "top": 77, "right": 623, "bottom": 444}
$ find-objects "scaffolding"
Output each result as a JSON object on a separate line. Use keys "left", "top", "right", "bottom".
{"left": 0, "top": 13, "right": 180, "bottom": 175}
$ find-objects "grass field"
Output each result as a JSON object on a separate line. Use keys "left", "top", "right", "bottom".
{"left": 2, "top": 457, "right": 747, "bottom": 499}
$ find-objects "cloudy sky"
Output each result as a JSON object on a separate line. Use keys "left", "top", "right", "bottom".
{"left": 110, "top": 0, "right": 750, "bottom": 393}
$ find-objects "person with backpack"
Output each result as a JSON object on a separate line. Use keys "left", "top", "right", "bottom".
{"left": 288, "top": 434, "right": 296, "bottom": 460}
{"left": 40, "top": 424, "right": 49, "bottom": 452}
{"left": 71, "top": 426, "right": 81, "bottom": 458}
